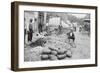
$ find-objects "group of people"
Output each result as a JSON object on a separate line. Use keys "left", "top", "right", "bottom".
{"left": 24, "top": 18, "right": 46, "bottom": 46}
{"left": 24, "top": 18, "right": 76, "bottom": 47}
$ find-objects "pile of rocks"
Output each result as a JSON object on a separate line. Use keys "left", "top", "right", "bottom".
{"left": 41, "top": 47, "right": 72, "bottom": 61}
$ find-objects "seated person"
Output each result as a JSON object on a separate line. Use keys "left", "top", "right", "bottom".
{"left": 67, "top": 30, "right": 75, "bottom": 43}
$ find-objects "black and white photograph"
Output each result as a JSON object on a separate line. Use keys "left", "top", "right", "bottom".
{"left": 24, "top": 11, "right": 91, "bottom": 61}
{"left": 11, "top": 2, "right": 97, "bottom": 71}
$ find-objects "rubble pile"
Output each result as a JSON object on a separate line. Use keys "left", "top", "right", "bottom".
{"left": 24, "top": 32, "right": 73, "bottom": 61}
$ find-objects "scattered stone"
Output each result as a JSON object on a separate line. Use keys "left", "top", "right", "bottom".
{"left": 48, "top": 47, "right": 58, "bottom": 51}
{"left": 42, "top": 48, "right": 51, "bottom": 54}
{"left": 57, "top": 49, "right": 67, "bottom": 54}
{"left": 57, "top": 53, "right": 67, "bottom": 60}
{"left": 51, "top": 50, "right": 58, "bottom": 55}
{"left": 49, "top": 55, "right": 58, "bottom": 60}
{"left": 41, "top": 54, "right": 49, "bottom": 60}
{"left": 66, "top": 50, "right": 72, "bottom": 58}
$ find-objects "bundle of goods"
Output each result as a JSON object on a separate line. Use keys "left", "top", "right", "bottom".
{"left": 41, "top": 47, "right": 72, "bottom": 61}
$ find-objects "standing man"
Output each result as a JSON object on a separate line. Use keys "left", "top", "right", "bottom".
{"left": 28, "top": 19, "right": 33, "bottom": 42}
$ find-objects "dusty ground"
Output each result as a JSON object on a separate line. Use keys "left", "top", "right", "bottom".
{"left": 24, "top": 31, "right": 90, "bottom": 61}
{"left": 71, "top": 31, "right": 90, "bottom": 59}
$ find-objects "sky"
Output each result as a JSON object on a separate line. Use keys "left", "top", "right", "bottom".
{"left": 70, "top": 13, "right": 87, "bottom": 19}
